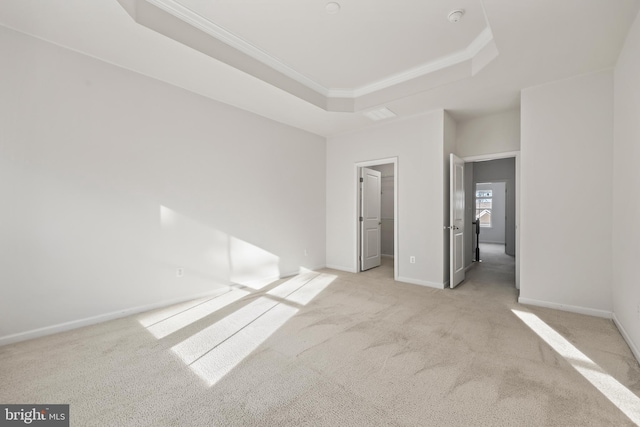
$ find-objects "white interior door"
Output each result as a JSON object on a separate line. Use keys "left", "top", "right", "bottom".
{"left": 450, "top": 154, "right": 465, "bottom": 287}
{"left": 361, "top": 167, "right": 382, "bottom": 271}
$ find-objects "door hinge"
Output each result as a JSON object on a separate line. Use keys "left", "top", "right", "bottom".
{"left": 360, "top": 177, "right": 363, "bottom": 182}
{"left": 359, "top": 216, "right": 363, "bottom": 222}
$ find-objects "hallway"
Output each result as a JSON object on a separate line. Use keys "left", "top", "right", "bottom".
{"left": 471, "top": 243, "right": 516, "bottom": 286}
{"left": 451, "top": 243, "right": 517, "bottom": 302}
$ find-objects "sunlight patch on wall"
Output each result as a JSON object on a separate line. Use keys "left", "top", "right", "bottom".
{"left": 160, "top": 205, "right": 231, "bottom": 286}
{"left": 229, "top": 237, "right": 280, "bottom": 289}
{"left": 144, "top": 289, "right": 249, "bottom": 339}
{"left": 160, "top": 205, "right": 178, "bottom": 227}
{"left": 159, "top": 206, "right": 282, "bottom": 289}
{"left": 512, "top": 309, "right": 640, "bottom": 425}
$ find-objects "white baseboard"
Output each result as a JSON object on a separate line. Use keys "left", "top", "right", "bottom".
{"left": 397, "top": 276, "right": 445, "bottom": 289}
{"left": 612, "top": 313, "right": 640, "bottom": 364}
{"left": 381, "top": 254, "right": 394, "bottom": 258}
{"left": 0, "top": 264, "right": 336, "bottom": 348}
{"left": 0, "top": 288, "right": 230, "bottom": 347}
{"left": 325, "top": 264, "right": 357, "bottom": 273}
{"left": 518, "top": 297, "right": 613, "bottom": 319}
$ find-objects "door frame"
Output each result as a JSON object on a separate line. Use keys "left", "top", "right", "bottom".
{"left": 462, "top": 151, "right": 520, "bottom": 289}
{"left": 355, "top": 157, "right": 398, "bottom": 280}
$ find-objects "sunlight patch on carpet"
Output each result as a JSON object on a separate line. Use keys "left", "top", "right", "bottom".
{"left": 172, "top": 296, "right": 280, "bottom": 365}
{"left": 189, "top": 303, "right": 298, "bottom": 387}
{"left": 512, "top": 309, "right": 640, "bottom": 425}
{"left": 284, "top": 273, "right": 336, "bottom": 306}
{"left": 144, "top": 289, "right": 249, "bottom": 339}
{"left": 171, "top": 272, "right": 335, "bottom": 386}
{"left": 138, "top": 295, "right": 217, "bottom": 328}
{"left": 266, "top": 271, "right": 319, "bottom": 299}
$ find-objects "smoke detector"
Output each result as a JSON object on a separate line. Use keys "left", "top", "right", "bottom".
{"left": 326, "top": 2, "right": 341, "bottom": 14}
{"left": 448, "top": 9, "right": 464, "bottom": 23}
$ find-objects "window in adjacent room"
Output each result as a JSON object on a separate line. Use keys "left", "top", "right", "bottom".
{"left": 476, "top": 188, "right": 492, "bottom": 228}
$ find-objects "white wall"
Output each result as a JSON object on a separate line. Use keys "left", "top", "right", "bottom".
{"left": 456, "top": 109, "right": 520, "bottom": 158}
{"left": 613, "top": 10, "right": 640, "bottom": 360}
{"left": 326, "top": 111, "right": 447, "bottom": 287}
{"left": 0, "top": 27, "right": 326, "bottom": 344}
{"left": 520, "top": 69, "right": 613, "bottom": 317}
{"left": 475, "top": 182, "right": 506, "bottom": 244}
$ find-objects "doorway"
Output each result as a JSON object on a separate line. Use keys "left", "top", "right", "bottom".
{"left": 355, "top": 158, "right": 398, "bottom": 280}
{"left": 461, "top": 153, "right": 520, "bottom": 289}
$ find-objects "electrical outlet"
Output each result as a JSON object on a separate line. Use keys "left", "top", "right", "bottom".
{"left": 304, "top": 249, "right": 308, "bottom": 257}
{"left": 410, "top": 256, "right": 416, "bottom": 264}
{"left": 176, "top": 268, "right": 184, "bottom": 278}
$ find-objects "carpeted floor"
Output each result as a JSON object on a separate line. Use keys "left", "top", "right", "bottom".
{"left": 475, "top": 242, "right": 516, "bottom": 281}
{"left": 1, "top": 251, "right": 639, "bottom": 426}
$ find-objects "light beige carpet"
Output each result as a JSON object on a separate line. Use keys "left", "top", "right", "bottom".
{"left": 1, "top": 255, "right": 639, "bottom": 426}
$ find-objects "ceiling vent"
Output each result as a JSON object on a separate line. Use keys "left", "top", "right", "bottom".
{"left": 363, "top": 108, "right": 397, "bottom": 121}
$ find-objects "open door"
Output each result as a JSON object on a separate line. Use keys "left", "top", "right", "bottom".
{"left": 360, "top": 167, "right": 382, "bottom": 271}
{"left": 450, "top": 154, "right": 465, "bottom": 287}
